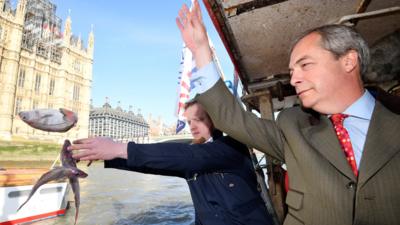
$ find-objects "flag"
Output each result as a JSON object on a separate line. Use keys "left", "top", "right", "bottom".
{"left": 233, "top": 69, "right": 239, "bottom": 97}
{"left": 175, "top": 0, "right": 197, "bottom": 134}
{"left": 175, "top": 43, "right": 225, "bottom": 134}
{"left": 175, "top": 44, "right": 195, "bottom": 134}
{"left": 224, "top": 70, "right": 239, "bottom": 97}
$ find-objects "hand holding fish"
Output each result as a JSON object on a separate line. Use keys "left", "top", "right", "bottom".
{"left": 18, "top": 140, "right": 87, "bottom": 225}
{"left": 68, "top": 137, "right": 128, "bottom": 161}
{"left": 17, "top": 108, "right": 84, "bottom": 224}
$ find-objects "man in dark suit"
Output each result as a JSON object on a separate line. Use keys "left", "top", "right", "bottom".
{"left": 176, "top": 0, "right": 400, "bottom": 225}
{"left": 68, "top": 101, "right": 273, "bottom": 225}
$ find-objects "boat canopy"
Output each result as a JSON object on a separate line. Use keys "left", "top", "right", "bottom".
{"left": 203, "top": 0, "right": 400, "bottom": 111}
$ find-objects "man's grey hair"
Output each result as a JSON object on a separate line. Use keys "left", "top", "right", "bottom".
{"left": 290, "top": 24, "right": 370, "bottom": 76}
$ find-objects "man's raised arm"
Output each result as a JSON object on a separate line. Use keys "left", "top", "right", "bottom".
{"left": 176, "top": 0, "right": 212, "bottom": 69}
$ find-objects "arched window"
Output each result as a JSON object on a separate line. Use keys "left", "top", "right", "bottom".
{"left": 34, "top": 74, "right": 41, "bottom": 93}
{"left": 73, "top": 84, "right": 80, "bottom": 101}
{"left": 17, "top": 68, "right": 26, "bottom": 88}
{"left": 14, "top": 97, "right": 22, "bottom": 115}
{"left": 49, "top": 77, "right": 55, "bottom": 95}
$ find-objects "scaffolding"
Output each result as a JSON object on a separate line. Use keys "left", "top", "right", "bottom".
{"left": 19, "top": 0, "right": 63, "bottom": 63}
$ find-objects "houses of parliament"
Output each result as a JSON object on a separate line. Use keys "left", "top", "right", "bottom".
{"left": 0, "top": 0, "right": 93, "bottom": 142}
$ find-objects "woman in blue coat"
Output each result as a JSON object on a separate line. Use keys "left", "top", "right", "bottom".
{"left": 69, "top": 101, "right": 273, "bottom": 225}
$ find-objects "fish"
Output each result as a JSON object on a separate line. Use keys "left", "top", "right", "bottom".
{"left": 17, "top": 140, "right": 88, "bottom": 225}
{"left": 18, "top": 108, "right": 78, "bottom": 132}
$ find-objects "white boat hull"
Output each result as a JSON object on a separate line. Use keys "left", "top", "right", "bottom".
{"left": 0, "top": 182, "right": 68, "bottom": 225}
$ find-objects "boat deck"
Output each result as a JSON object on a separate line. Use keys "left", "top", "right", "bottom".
{"left": 0, "top": 168, "right": 62, "bottom": 187}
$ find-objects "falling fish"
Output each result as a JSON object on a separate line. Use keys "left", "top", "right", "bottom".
{"left": 18, "top": 108, "right": 78, "bottom": 132}
{"left": 18, "top": 140, "right": 88, "bottom": 225}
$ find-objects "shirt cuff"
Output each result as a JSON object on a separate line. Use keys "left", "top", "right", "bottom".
{"left": 189, "top": 62, "right": 220, "bottom": 99}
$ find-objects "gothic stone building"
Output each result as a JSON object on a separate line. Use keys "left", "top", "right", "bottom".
{"left": 0, "top": 0, "right": 94, "bottom": 142}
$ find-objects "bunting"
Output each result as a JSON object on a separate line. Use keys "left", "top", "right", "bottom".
{"left": 175, "top": 44, "right": 195, "bottom": 134}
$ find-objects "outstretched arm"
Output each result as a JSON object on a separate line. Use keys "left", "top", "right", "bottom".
{"left": 68, "top": 137, "right": 128, "bottom": 161}
{"left": 176, "top": 0, "right": 212, "bottom": 69}
{"left": 69, "top": 136, "right": 251, "bottom": 177}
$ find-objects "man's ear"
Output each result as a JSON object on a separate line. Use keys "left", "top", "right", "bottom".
{"left": 342, "top": 50, "right": 358, "bottom": 73}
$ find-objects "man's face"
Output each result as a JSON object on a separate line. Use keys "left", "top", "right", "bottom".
{"left": 184, "top": 104, "right": 212, "bottom": 140}
{"left": 289, "top": 33, "right": 348, "bottom": 113}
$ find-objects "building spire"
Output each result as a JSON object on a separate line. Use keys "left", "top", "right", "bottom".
{"left": 77, "top": 33, "right": 82, "bottom": 49}
{"left": 103, "top": 97, "right": 111, "bottom": 108}
{"left": 16, "top": 0, "right": 28, "bottom": 23}
{"left": 87, "top": 24, "right": 95, "bottom": 56}
{"left": 63, "top": 11, "right": 72, "bottom": 45}
{"left": 0, "top": 0, "right": 5, "bottom": 12}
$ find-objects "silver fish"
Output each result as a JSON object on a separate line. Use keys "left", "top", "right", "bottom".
{"left": 18, "top": 140, "right": 88, "bottom": 225}
{"left": 18, "top": 108, "right": 78, "bottom": 132}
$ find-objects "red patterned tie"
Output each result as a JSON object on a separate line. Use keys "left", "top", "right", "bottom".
{"left": 330, "top": 114, "right": 358, "bottom": 177}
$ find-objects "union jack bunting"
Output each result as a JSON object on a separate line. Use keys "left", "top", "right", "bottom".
{"left": 233, "top": 69, "right": 239, "bottom": 97}
{"left": 175, "top": 44, "right": 195, "bottom": 134}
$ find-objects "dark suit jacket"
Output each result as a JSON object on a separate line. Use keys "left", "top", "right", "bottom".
{"left": 104, "top": 136, "right": 273, "bottom": 225}
{"left": 196, "top": 79, "right": 400, "bottom": 225}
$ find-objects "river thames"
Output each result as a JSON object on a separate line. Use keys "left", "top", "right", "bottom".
{"left": 1, "top": 161, "right": 195, "bottom": 225}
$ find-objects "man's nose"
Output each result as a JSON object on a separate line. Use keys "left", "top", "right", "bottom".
{"left": 290, "top": 70, "right": 302, "bottom": 87}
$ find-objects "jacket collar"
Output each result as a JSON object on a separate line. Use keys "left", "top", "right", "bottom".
{"left": 301, "top": 100, "right": 400, "bottom": 183}
{"left": 357, "top": 100, "right": 400, "bottom": 187}
{"left": 301, "top": 114, "right": 357, "bottom": 180}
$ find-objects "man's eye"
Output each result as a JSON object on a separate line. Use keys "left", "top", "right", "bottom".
{"left": 301, "top": 63, "right": 312, "bottom": 69}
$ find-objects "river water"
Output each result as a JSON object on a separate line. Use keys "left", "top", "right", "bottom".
{"left": 1, "top": 161, "right": 195, "bottom": 225}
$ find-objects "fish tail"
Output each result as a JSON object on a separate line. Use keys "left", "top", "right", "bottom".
{"left": 17, "top": 196, "right": 32, "bottom": 211}
{"left": 74, "top": 199, "right": 79, "bottom": 225}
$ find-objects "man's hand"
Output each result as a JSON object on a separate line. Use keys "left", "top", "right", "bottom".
{"left": 68, "top": 137, "right": 128, "bottom": 161}
{"left": 176, "top": 0, "right": 212, "bottom": 68}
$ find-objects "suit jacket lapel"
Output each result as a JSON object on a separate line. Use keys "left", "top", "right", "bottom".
{"left": 301, "top": 115, "right": 356, "bottom": 180}
{"left": 358, "top": 101, "right": 400, "bottom": 187}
